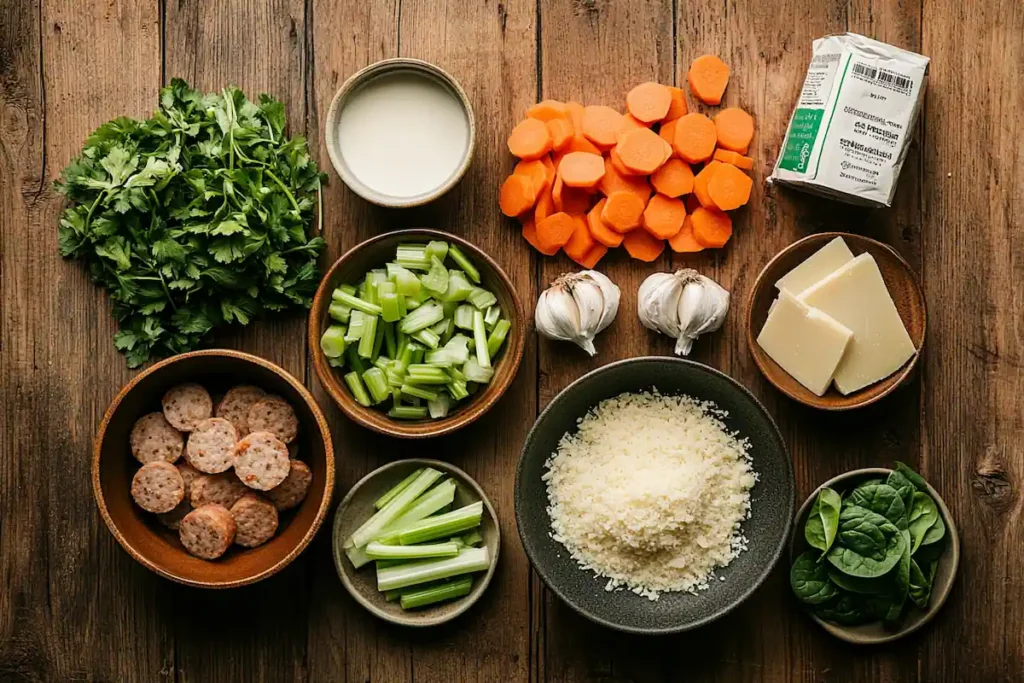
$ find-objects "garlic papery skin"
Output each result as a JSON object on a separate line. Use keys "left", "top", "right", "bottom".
{"left": 535, "top": 270, "right": 620, "bottom": 356}
{"left": 637, "top": 269, "right": 730, "bottom": 356}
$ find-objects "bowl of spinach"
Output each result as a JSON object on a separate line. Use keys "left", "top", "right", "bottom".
{"left": 789, "top": 463, "right": 959, "bottom": 644}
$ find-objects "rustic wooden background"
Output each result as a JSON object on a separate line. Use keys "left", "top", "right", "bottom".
{"left": 2, "top": 0, "right": 1022, "bottom": 681}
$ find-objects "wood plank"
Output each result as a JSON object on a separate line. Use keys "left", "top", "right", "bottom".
{"left": 0, "top": 0, "right": 170, "bottom": 680}
{"left": 920, "top": 0, "right": 1024, "bottom": 680}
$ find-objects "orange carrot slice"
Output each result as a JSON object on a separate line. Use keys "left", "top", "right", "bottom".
{"left": 664, "top": 86, "right": 688, "bottom": 121}
{"left": 650, "top": 158, "right": 694, "bottom": 197}
{"left": 714, "top": 107, "right": 754, "bottom": 153}
{"left": 601, "top": 191, "right": 646, "bottom": 233}
{"left": 527, "top": 100, "right": 569, "bottom": 122}
{"left": 668, "top": 215, "right": 704, "bottom": 253}
{"left": 566, "top": 101, "right": 585, "bottom": 135}
{"left": 626, "top": 82, "right": 672, "bottom": 124}
{"left": 547, "top": 118, "right": 574, "bottom": 152}
{"left": 659, "top": 119, "right": 678, "bottom": 150}
{"left": 616, "top": 128, "right": 672, "bottom": 175}
{"left": 561, "top": 187, "right": 592, "bottom": 214}
{"left": 577, "top": 243, "right": 608, "bottom": 269}
{"left": 599, "top": 157, "right": 653, "bottom": 203}
{"left": 552, "top": 173, "right": 565, "bottom": 211}
{"left": 609, "top": 147, "right": 642, "bottom": 177}
{"left": 707, "top": 163, "right": 752, "bottom": 210}
{"left": 535, "top": 212, "right": 576, "bottom": 252}
{"left": 499, "top": 175, "right": 538, "bottom": 217}
{"left": 688, "top": 55, "right": 730, "bottom": 105}
{"left": 558, "top": 152, "right": 606, "bottom": 188}
{"left": 581, "top": 105, "right": 625, "bottom": 150}
{"left": 690, "top": 206, "right": 732, "bottom": 248}
{"left": 564, "top": 135, "right": 602, "bottom": 156}
{"left": 534, "top": 188, "right": 555, "bottom": 223}
{"left": 514, "top": 159, "right": 549, "bottom": 194}
{"left": 693, "top": 160, "right": 723, "bottom": 209}
{"left": 642, "top": 193, "right": 687, "bottom": 239}
{"left": 672, "top": 113, "right": 717, "bottom": 164}
{"left": 563, "top": 215, "right": 597, "bottom": 265}
{"left": 508, "top": 118, "right": 552, "bottom": 160}
{"left": 622, "top": 228, "right": 665, "bottom": 262}
{"left": 540, "top": 155, "right": 557, "bottom": 185}
{"left": 522, "top": 218, "right": 559, "bottom": 256}
{"left": 587, "top": 199, "right": 624, "bottom": 248}
{"left": 712, "top": 148, "right": 754, "bottom": 170}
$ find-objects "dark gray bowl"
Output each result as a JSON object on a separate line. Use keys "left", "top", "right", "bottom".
{"left": 515, "top": 357, "right": 794, "bottom": 634}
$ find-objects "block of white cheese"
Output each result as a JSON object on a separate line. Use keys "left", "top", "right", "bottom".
{"left": 799, "top": 253, "right": 916, "bottom": 394}
{"left": 775, "top": 236, "right": 855, "bottom": 296}
{"left": 757, "top": 292, "right": 854, "bottom": 396}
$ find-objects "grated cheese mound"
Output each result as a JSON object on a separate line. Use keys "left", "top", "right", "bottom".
{"left": 543, "top": 390, "right": 757, "bottom": 600}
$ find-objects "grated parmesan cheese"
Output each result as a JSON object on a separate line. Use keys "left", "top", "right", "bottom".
{"left": 543, "top": 390, "right": 757, "bottom": 600}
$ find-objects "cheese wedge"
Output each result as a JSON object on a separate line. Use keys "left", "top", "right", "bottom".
{"left": 776, "top": 236, "right": 855, "bottom": 296}
{"left": 799, "top": 253, "right": 915, "bottom": 394}
{"left": 757, "top": 292, "right": 854, "bottom": 396}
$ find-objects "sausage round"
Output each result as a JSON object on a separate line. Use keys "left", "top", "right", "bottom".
{"left": 190, "top": 472, "right": 248, "bottom": 509}
{"left": 130, "top": 412, "right": 184, "bottom": 464}
{"left": 245, "top": 396, "right": 299, "bottom": 444}
{"left": 157, "top": 463, "right": 201, "bottom": 530}
{"left": 230, "top": 494, "right": 279, "bottom": 548}
{"left": 233, "top": 431, "right": 291, "bottom": 491}
{"left": 265, "top": 460, "right": 313, "bottom": 511}
{"left": 185, "top": 417, "right": 239, "bottom": 473}
{"left": 179, "top": 504, "right": 236, "bottom": 560}
{"left": 131, "top": 462, "right": 185, "bottom": 513}
{"left": 215, "top": 384, "right": 267, "bottom": 436}
{"left": 161, "top": 383, "right": 213, "bottom": 432}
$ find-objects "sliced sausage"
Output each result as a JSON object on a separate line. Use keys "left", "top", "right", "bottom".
{"left": 185, "top": 417, "right": 239, "bottom": 473}
{"left": 190, "top": 472, "right": 248, "bottom": 509}
{"left": 179, "top": 504, "right": 236, "bottom": 560}
{"left": 230, "top": 494, "right": 279, "bottom": 548}
{"left": 245, "top": 396, "right": 299, "bottom": 444}
{"left": 265, "top": 460, "right": 313, "bottom": 511}
{"left": 131, "top": 462, "right": 185, "bottom": 513}
{"left": 130, "top": 412, "right": 184, "bottom": 464}
{"left": 215, "top": 385, "right": 267, "bottom": 436}
{"left": 157, "top": 462, "right": 201, "bottom": 529}
{"left": 161, "top": 383, "right": 213, "bottom": 432}
{"left": 234, "top": 431, "right": 291, "bottom": 491}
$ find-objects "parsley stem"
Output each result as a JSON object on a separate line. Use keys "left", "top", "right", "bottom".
{"left": 264, "top": 169, "right": 301, "bottom": 213}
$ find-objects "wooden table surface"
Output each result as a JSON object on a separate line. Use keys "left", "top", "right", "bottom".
{"left": 2, "top": 0, "right": 1022, "bottom": 681}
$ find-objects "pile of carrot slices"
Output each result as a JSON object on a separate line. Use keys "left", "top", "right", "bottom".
{"left": 499, "top": 55, "right": 754, "bottom": 267}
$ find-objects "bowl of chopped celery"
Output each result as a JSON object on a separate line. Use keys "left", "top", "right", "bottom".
{"left": 310, "top": 229, "right": 526, "bottom": 438}
{"left": 332, "top": 459, "right": 500, "bottom": 626}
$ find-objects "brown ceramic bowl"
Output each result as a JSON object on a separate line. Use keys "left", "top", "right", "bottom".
{"left": 92, "top": 349, "right": 335, "bottom": 588}
{"left": 747, "top": 232, "right": 926, "bottom": 410}
{"left": 310, "top": 229, "right": 526, "bottom": 438}
{"left": 332, "top": 458, "right": 500, "bottom": 627}
{"left": 789, "top": 468, "right": 960, "bottom": 644}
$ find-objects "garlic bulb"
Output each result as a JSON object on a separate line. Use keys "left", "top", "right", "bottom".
{"left": 637, "top": 269, "right": 729, "bottom": 355}
{"left": 535, "top": 270, "right": 620, "bottom": 356}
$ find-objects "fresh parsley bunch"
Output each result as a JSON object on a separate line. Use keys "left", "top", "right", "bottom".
{"left": 57, "top": 79, "right": 326, "bottom": 367}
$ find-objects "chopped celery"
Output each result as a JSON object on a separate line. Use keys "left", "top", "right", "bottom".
{"left": 328, "top": 301, "right": 352, "bottom": 323}
{"left": 421, "top": 256, "right": 449, "bottom": 294}
{"left": 410, "top": 345, "right": 425, "bottom": 365}
{"left": 447, "top": 380, "right": 469, "bottom": 400}
{"left": 362, "top": 367, "right": 390, "bottom": 404}
{"left": 388, "top": 406, "right": 429, "bottom": 419}
{"left": 346, "top": 544, "right": 371, "bottom": 569}
{"left": 366, "top": 541, "right": 460, "bottom": 561}
{"left": 384, "top": 589, "right": 403, "bottom": 602}
{"left": 449, "top": 366, "right": 467, "bottom": 383}
{"left": 423, "top": 349, "right": 459, "bottom": 367}
{"left": 400, "top": 576, "right": 473, "bottom": 610}
{"left": 391, "top": 265, "right": 422, "bottom": 297}
{"left": 396, "top": 256, "right": 430, "bottom": 271}
{"left": 411, "top": 328, "right": 440, "bottom": 349}
{"left": 463, "top": 357, "right": 494, "bottom": 384}
{"left": 357, "top": 314, "right": 378, "bottom": 358}
{"left": 484, "top": 305, "right": 501, "bottom": 329}
{"left": 400, "top": 384, "right": 438, "bottom": 401}
{"left": 396, "top": 343, "right": 415, "bottom": 371}
{"left": 346, "top": 344, "right": 366, "bottom": 374}
{"left": 425, "top": 240, "right": 449, "bottom": 262}
{"left": 407, "top": 364, "right": 449, "bottom": 384}
{"left": 487, "top": 319, "right": 511, "bottom": 357}
{"left": 377, "top": 281, "right": 396, "bottom": 297}
{"left": 454, "top": 304, "right": 475, "bottom": 330}
{"left": 467, "top": 287, "right": 497, "bottom": 310}
{"left": 373, "top": 468, "right": 424, "bottom": 510}
{"left": 448, "top": 245, "right": 481, "bottom": 283}
{"left": 430, "top": 317, "right": 452, "bottom": 337}
{"left": 428, "top": 393, "right": 451, "bottom": 419}
{"left": 398, "top": 302, "right": 445, "bottom": 334}
{"left": 377, "top": 546, "right": 490, "bottom": 592}
{"left": 347, "top": 468, "right": 443, "bottom": 550}
{"left": 364, "top": 270, "right": 387, "bottom": 306}
{"left": 377, "top": 479, "right": 457, "bottom": 538}
{"left": 320, "top": 325, "right": 347, "bottom": 358}
{"left": 396, "top": 293, "right": 408, "bottom": 317}
{"left": 333, "top": 290, "right": 382, "bottom": 316}
{"left": 379, "top": 292, "right": 401, "bottom": 323}
{"left": 472, "top": 309, "right": 491, "bottom": 368}
{"left": 440, "top": 270, "right": 474, "bottom": 302}
{"left": 385, "top": 366, "right": 406, "bottom": 388}
{"left": 370, "top": 318, "right": 386, "bottom": 361}
{"left": 396, "top": 501, "right": 483, "bottom": 545}
{"left": 461, "top": 530, "right": 484, "bottom": 547}
{"left": 383, "top": 322, "right": 397, "bottom": 358}
{"left": 441, "top": 299, "right": 458, "bottom": 320}
{"left": 344, "top": 371, "right": 372, "bottom": 407}
{"left": 345, "top": 309, "right": 366, "bottom": 342}
{"left": 328, "top": 356, "right": 345, "bottom": 369}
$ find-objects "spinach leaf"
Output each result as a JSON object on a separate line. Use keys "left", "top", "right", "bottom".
{"left": 828, "top": 512, "right": 906, "bottom": 578}
{"left": 895, "top": 461, "right": 929, "bottom": 491}
{"left": 908, "top": 492, "right": 939, "bottom": 554}
{"left": 886, "top": 469, "right": 917, "bottom": 519}
{"left": 805, "top": 487, "right": 842, "bottom": 555}
{"left": 885, "top": 530, "right": 912, "bottom": 623}
{"left": 913, "top": 539, "right": 944, "bottom": 564}
{"left": 790, "top": 551, "right": 838, "bottom": 605}
{"left": 836, "top": 505, "right": 890, "bottom": 558}
{"left": 908, "top": 558, "right": 932, "bottom": 608}
{"left": 849, "top": 483, "right": 907, "bottom": 530}
{"left": 920, "top": 509, "right": 946, "bottom": 547}
{"left": 814, "top": 594, "right": 891, "bottom": 626}
{"left": 827, "top": 568, "right": 895, "bottom": 596}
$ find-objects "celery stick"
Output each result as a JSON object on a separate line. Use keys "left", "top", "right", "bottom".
{"left": 425, "top": 240, "right": 449, "bottom": 262}
{"left": 357, "top": 314, "right": 378, "bottom": 358}
{"left": 362, "top": 367, "right": 390, "bottom": 404}
{"left": 379, "top": 292, "right": 401, "bottom": 323}
{"left": 320, "top": 325, "right": 347, "bottom": 358}
{"left": 347, "top": 468, "right": 443, "bottom": 550}
{"left": 439, "top": 320, "right": 455, "bottom": 346}
{"left": 440, "top": 270, "right": 474, "bottom": 302}
{"left": 396, "top": 293, "right": 408, "bottom": 317}
{"left": 447, "top": 381, "right": 469, "bottom": 401}
{"left": 372, "top": 356, "right": 390, "bottom": 371}
{"left": 400, "top": 384, "right": 438, "bottom": 401}
{"left": 376, "top": 479, "right": 457, "bottom": 541}
{"left": 364, "top": 270, "right": 386, "bottom": 306}
{"left": 406, "top": 365, "right": 449, "bottom": 384}
{"left": 377, "top": 546, "right": 490, "bottom": 592}
{"left": 421, "top": 256, "right": 449, "bottom": 294}
{"left": 327, "top": 356, "right": 345, "bottom": 369}
{"left": 329, "top": 301, "right": 352, "bottom": 324}
{"left": 344, "top": 371, "right": 372, "bottom": 407}
{"left": 487, "top": 319, "right": 511, "bottom": 357}
{"left": 388, "top": 406, "right": 429, "bottom": 419}
{"left": 396, "top": 502, "right": 483, "bottom": 545}
{"left": 396, "top": 330, "right": 409, "bottom": 358}
{"left": 377, "top": 559, "right": 413, "bottom": 571}
{"left": 392, "top": 265, "right": 422, "bottom": 294}
{"left": 410, "top": 345, "right": 425, "bottom": 365}
{"left": 412, "top": 328, "right": 440, "bottom": 349}
{"left": 373, "top": 468, "right": 425, "bottom": 510}
{"left": 346, "top": 344, "right": 366, "bottom": 374}
{"left": 447, "top": 245, "right": 480, "bottom": 283}
{"left": 333, "top": 290, "right": 382, "bottom": 316}
{"left": 472, "top": 310, "right": 491, "bottom": 368}
{"left": 346, "top": 544, "right": 371, "bottom": 569}
{"left": 427, "top": 393, "right": 451, "bottom": 419}
{"left": 344, "top": 309, "right": 366, "bottom": 342}
{"left": 398, "top": 302, "right": 445, "bottom": 334}
{"left": 370, "top": 318, "right": 386, "bottom": 361}
{"left": 467, "top": 287, "right": 497, "bottom": 310}
{"left": 484, "top": 305, "right": 501, "bottom": 329}
{"left": 366, "top": 541, "right": 459, "bottom": 561}
{"left": 396, "top": 343, "right": 414, "bottom": 372}
{"left": 384, "top": 588, "right": 403, "bottom": 602}
{"left": 399, "top": 576, "right": 474, "bottom": 610}
{"left": 430, "top": 317, "right": 452, "bottom": 337}
{"left": 423, "top": 349, "right": 457, "bottom": 367}
{"left": 383, "top": 322, "right": 397, "bottom": 358}
{"left": 453, "top": 304, "right": 475, "bottom": 330}
{"left": 461, "top": 530, "right": 484, "bottom": 547}
{"left": 385, "top": 366, "right": 406, "bottom": 388}
{"left": 463, "top": 357, "right": 494, "bottom": 384}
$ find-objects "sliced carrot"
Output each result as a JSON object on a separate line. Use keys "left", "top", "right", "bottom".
{"left": 566, "top": 101, "right": 585, "bottom": 135}
{"left": 685, "top": 194, "right": 701, "bottom": 213}
{"left": 714, "top": 107, "right": 754, "bottom": 153}
{"left": 508, "top": 118, "right": 552, "bottom": 160}
{"left": 552, "top": 173, "right": 564, "bottom": 211}
{"left": 540, "top": 155, "right": 557, "bottom": 186}
{"left": 712, "top": 148, "right": 754, "bottom": 170}
{"left": 534, "top": 188, "right": 555, "bottom": 223}
{"left": 522, "top": 218, "right": 559, "bottom": 256}
{"left": 581, "top": 105, "right": 625, "bottom": 150}
{"left": 565, "top": 135, "right": 602, "bottom": 155}
{"left": 561, "top": 187, "right": 593, "bottom": 214}
{"left": 642, "top": 193, "right": 687, "bottom": 239}
{"left": 558, "top": 151, "right": 605, "bottom": 188}
{"left": 601, "top": 191, "right": 647, "bottom": 233}
{"left": 668, "top": 215, "right": 704, "bottom": 253}
{"left": 664, "top": 86, "right": 688, "bottom": 121}
{"left": 499, "top": 174, "right": 538, "bottom": 217}
{"left": 622, "top": 228, "right": 665, "bottom": 262}
{"left": 659, "top": 119, "right": 678, "bottom": 150}
{"left": 672, "top": 113, "right": 717, "bottom": 164}
{"left": 626, "top": 82, "right": 672, "bottom": 124}
{"left": 688, "top": 55, "right": 730, "bottom": 105}
{"left": 514, "top": 159, "right": 549, "bottom": 194}
{"left": 609, "top": 147, "right": 642, "bottom": 177}
{"left": 587, "top": 199, "right": 624, "bottom": 248}
{"left": 527, "top": 99, "right": 569, "bottom": 122}
{"left": 563, "top": 215, "right": 597, "bottom": 265}
{"left": 599, "top": 157, "right": 653, "bottom": 203}
{"left": 693, "top": 160, "right": 723, "bottom": 209}
{"left": 690, "top": 206, "right": 733, "bottom": 248}
{"left": 535, "top": 212, "right": 576, "bottom": 252}
{"left": 616, "top": 128, "right": 672, "bottom": 175}
{"left": 577, "top": 243, "right": 608, "bottom": 269}
{"left": 650, "top": 158, "right": 694, "bottom": 197}
{"left": 547, "top": 118, "right": 574, "bottom": 152}
{"left": 707, "top": 163, "right": 752, "bottom": 210}
{"left": 621, "top": 112, "right": 649, "bottom": 131}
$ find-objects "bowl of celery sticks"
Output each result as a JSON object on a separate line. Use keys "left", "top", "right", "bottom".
{"left": 333, "top": 459, "right": 500, "bottom": 626}
{"left": 310, "top": 229, "right": 526, "bottom": 438}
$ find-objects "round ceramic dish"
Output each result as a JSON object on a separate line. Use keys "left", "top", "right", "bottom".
{"left": 325, "top": 58, "right": 476, "bottom": 208}
{"left": 92, "top": 349, "right": 335, "bottom": 588}
{"left": 789, "top": 467, "right": 959, "bottom": 644}
{"left": 747, "top": 232, "right": 927, "bottom": 410}
{"left": 515, "top": 357, "right": 794, "bottom": 634}
{"left": 309, "top": 228, "right": 526, "bottom": 439}
{"left": 332, "top": 458, "right": 500, "bottom": 627}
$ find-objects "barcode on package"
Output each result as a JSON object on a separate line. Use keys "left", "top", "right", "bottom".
{"left": 852, "top": 61, "right": 913, "bottom": 94}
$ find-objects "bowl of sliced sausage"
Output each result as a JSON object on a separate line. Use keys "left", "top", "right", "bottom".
{"left": 93, "top": 349, "right": 335, "bottom": 588}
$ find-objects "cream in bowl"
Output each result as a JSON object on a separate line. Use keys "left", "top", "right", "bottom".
{"left": 326, "top": 59, "right": 475, "bottom": 207}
